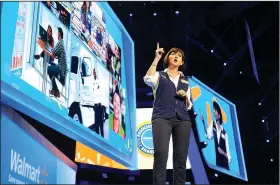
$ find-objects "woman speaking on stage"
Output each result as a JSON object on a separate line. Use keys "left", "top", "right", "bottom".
{"left": 144, "top": 43, "right": 193, "bottom": 185}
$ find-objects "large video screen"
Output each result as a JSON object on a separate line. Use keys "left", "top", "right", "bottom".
{"left": 136, "top": 108, "right": 191, "bottom": 170}
{"left": 189, "top": 77, "right": 247, "bottom": 181}
{"left": 1, "top": 2, "right": 136, "bottom": 169}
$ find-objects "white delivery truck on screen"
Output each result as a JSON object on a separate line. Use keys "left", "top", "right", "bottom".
{"left": 67, "top": 50, "right": 96, "bottom": 128}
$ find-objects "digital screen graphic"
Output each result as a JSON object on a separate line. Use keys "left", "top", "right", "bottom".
{"left": 189, "top": 77, "right": 247, "bottom": 181}
{"left": 1, "top": 1, "right": 136, "bottom": 169}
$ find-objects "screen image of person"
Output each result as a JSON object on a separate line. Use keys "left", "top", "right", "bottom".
{"left": 34, "top": 25, "right": 54, "bottom": 60}
{"left": 120, "top": 89, "right": 126, "bottom": 138}
{"left": 106, "top": 36, "right": 121, "bottom": 83}
{"left": 38, "top": 27, "right": 67, "bottom": 98}
{"left": 189, "top": 78, "right": 247, "bottom": 180}
{"left": 80, "top": 1, "right": 92, "bottom": 35}
{"left": 70, "top": 2, "right": 92, "bottom": 50}
{"left": 200, "top": 101, "right": 231, "bottom": 170}
{"left": 42, "top": 1, "right": 71, "bottom": 29}
{"left": 108, "top": 78, "right": 126, "bottom": 139}
{"left": 112, "top": 85, "right": 121, "bottom": 134}
{"left": 34, "top": 24, "right": 55, "bottom": 74}
{"left": 70, "top": 1, "right": 106, "bottom": 64}
{"left": 92, "top": 67, "right": 109, "bottom": 138}
{"left": 12, "top": 1, "right": 71, "bottom": 107}
{"left": 92, "top": 17, "right": 106, "bottom": 62}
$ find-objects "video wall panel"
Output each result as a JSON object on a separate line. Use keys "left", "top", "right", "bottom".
{"left": 1, "top": 1, "right": 137, "bottom": 169}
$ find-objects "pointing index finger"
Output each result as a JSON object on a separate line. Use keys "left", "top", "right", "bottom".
{"left": 157, "top": 42, "right": 159, "bottom": 49}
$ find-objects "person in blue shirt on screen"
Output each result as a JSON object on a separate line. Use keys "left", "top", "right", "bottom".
{"left": 81, "top": 2, "right": 92, "bottom": 35}
{"left": 96, "top": 27, "right": 103, "bottom": 46}
{"left": 200, "top": 101, "right": 232, "bottom": 170}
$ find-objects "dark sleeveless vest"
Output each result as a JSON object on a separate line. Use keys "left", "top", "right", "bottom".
{"left": 152, "top": 71, "right": 191, "bottom": 121}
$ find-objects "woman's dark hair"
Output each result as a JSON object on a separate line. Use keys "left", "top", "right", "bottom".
{"left": 112, "top": 84, "right": 122, "bottom": 104}
{"left": 47, "top": 25, "right": 52, "bottom": 34}
{"left": 81, "top": 1, "right": 91, "bottom": 11}
{"left": 163, "top": 47, "right": 185, "bottom": 71}
{"left": 47, "top": 25, "right": 54, "bottom": 46}
{"left": 81, "top": 2, "right": 91, "bottom": 22}
{"left": 213, "top": 101, "right": 223, "bottom": 124}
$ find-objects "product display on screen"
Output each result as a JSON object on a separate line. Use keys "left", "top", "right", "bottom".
{"left": 1, "top": 1, "right": 136, "bottom": 168}
{"left": 189, "top": 77, "right": 247, "bottom": 181}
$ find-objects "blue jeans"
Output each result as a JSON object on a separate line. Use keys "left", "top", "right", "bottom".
{"left": 47, "top": 65, "right": 65, "bottom": 91}
{"left": 40, "top": 51, "right": 54, "bottom": 64}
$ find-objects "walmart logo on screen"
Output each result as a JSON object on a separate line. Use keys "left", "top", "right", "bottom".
{"left": 137, "top": 121, "right": 154, "bottom": 156}
{"left": 10, "top": 149, "right": 41, "bottom": 183}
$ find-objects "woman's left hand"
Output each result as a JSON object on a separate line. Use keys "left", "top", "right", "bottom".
{"left": 218, "top": 147, "right": 227, "bottom": 157}
{"left": 176, "top": 90, "right": 187, "bottom": 97}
